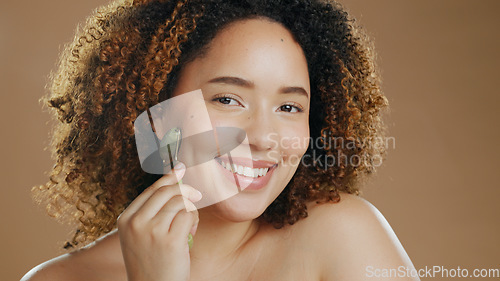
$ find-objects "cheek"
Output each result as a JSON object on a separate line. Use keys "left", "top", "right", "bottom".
{"left": 278, "top": 122, "right": 310, "bottom": 160}
{"left": 209, "top": 112, "right": 233, "bottom": 128}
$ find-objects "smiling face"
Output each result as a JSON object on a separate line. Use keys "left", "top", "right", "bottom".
{"left": 172, "top": 18, "right": 310, "bottom": 221}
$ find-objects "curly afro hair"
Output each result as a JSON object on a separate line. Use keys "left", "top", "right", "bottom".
{"left": 34, "top": 0, "right": 388, "bottom": 248}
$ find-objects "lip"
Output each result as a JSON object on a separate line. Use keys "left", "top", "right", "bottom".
{"left": 214, "top": 157, "right": 278, "bottom": 191}
{"left": 215, "top": 156, "right": 277, "bottom": 168}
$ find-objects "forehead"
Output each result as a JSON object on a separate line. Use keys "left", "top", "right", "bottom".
{"left": 209, "top": 18, "right": 299, "bottom": 52}
{"left": 178, "top": 18, "right": 310, "bottom": 92}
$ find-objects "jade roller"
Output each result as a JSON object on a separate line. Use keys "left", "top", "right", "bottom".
{"left": 158, "top": 127, "right": 193, "bottom": 250}
{"left": 159, "top": 127, "right": 182, "bottom": 176}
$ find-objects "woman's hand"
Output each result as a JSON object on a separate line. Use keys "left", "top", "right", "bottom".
{"left": 117, "top": 162, "right": 202, "bottom": 281}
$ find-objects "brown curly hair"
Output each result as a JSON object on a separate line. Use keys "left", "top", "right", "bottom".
{"left": 34, "top": 0, "right": 388, "bottom": 248}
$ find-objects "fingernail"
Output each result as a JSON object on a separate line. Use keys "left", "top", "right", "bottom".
{"left": 174, "top": 162, "right": 185, "bottom": 171}
{"left": 173, "top": 162, "right": 185, "bottom": 180}
{"left": 190, "top": 189, "right": 203, "bottom": 202}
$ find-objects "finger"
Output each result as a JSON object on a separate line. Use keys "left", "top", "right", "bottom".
{"left": 169, "top": 203, "right": 199, "bottom": 240}
{"left": 150, "top": 162, "right": 186, "bottom": 189}
{"left": 151, "top": 195, "right": 198, "bottom": 233}
{"left": 121, "top": 163, "right": 186, "bottom": 217}
{"left": 133, "top": 184, "right": 201, "bottom": 221}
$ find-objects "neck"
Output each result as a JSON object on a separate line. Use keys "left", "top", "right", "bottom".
{"left": 189, "top": 206, "right": 262, "bottom": 264}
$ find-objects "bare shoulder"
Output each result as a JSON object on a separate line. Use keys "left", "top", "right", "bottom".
{"left": 21, "top": 231, "right": 125, "bottom": 281}
{"left": 21, "top": 252, "right": 83, "bottom": 281}
{"left": 298, "top": 193, "right": 400, "bottom": 247}
{"left": 304, "top": 192, "right": 392, "bottom": 231}
{"left": 298, "top": 193, "right": 419, "bottom": 280}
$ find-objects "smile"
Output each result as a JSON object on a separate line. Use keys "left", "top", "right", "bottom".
{"left": 218, "top": 160, "right": 268, "bottom": 178}
{"left": 214, "top": 157, "right": 277, "bottom": 178}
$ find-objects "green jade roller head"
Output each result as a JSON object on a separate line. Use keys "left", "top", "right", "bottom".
{"left": 158, "top": 127, "right": 193, "bottom": 249}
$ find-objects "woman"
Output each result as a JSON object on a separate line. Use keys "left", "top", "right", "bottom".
{"left": 23, "top": 0, "right": 418, "bottom": 280}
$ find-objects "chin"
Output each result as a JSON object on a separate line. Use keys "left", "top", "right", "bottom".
{"left": 208, "top": 191, "right": 273, "bottom": 222}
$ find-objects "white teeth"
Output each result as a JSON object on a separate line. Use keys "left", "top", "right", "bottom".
{"left": 217, "top": 160, "right": 270, "bottom": 178}
{"left": 243, "top": 167, "right": 251, "bottom": 177}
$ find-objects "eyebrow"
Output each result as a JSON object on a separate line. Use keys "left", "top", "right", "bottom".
{"left": 280, "top": 86, "right": 309, "bottom": 98}
{"left": 208, "top": 76, "right": 254, "bottom": 88}
{"left": 207, "top": 76, "right": 309, "bottom": 97}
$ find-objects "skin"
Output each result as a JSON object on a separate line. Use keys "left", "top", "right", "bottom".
{"left": 22, "top": 19, "right": 419, "bottom": 281}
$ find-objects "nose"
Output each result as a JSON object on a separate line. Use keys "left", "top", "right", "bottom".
{"left": 241, "top": 110, "right": 278, "bottom": 151}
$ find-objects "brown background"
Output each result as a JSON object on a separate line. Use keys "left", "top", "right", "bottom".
{"left": 2, "top": 0, "right": 499, "bottom": 280}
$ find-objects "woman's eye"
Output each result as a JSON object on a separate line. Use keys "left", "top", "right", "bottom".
{"left": 213, "top": 96, "right": 240, "bottom": 106}
{"left": 279, "top": 104, "right": 303, "bottom": 113}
